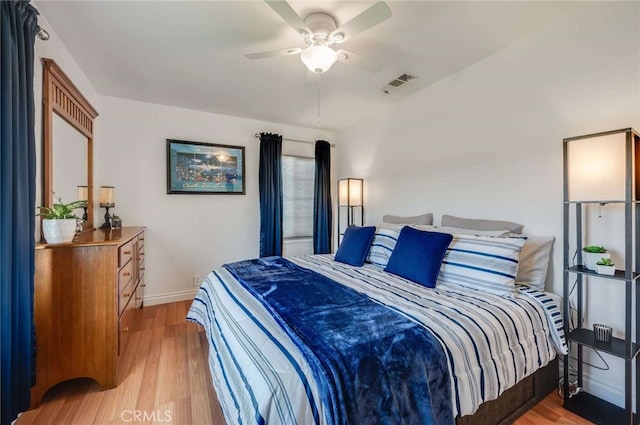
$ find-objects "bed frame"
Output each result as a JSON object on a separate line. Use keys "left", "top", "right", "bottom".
{"left": 457, "top": 357, "right": 559, "bottom": 425}
{"left": 208, "top": 356, "right": 558, "bottom": 424}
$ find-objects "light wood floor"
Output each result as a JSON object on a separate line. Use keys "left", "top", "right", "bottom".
{"left": 18, "top": 300, "right": 593, "bottom": 425}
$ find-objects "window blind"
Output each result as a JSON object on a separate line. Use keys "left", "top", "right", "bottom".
{"left": 282, "top": 155, "right": 314, "bottom": 239}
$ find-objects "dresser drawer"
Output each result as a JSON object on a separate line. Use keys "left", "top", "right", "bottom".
{"left": 118, "top": 278, "right": 134, "bottom": 317}
{"left": 135, "top": 278, "right": 145, "bottom": 309}
{"left": 118, "top": 259, "right": 133, "bottom": 293}
{"left": 118, "top": 297, "right": 136, "bottom": 356}
{"left": 119, "top": 241, "right": 133, "bottom": 268}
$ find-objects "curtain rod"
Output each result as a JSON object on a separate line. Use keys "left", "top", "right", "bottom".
{"left": 37, "top": 27, "right": 50, "bottom": 41}
{"left": 254, "top": 133, "right": 335, "bottom": 148}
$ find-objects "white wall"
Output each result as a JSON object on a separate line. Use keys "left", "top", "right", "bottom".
{"left": 34, "top": 5, "right": 333, "bottom": 306}
{"left": 335, "top": 2, "right": 639, "bottom": 407}
{"left": 97, "top": 96, "right": 332, "bottom": 305}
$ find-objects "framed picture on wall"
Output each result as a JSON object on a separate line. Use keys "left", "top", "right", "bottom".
{"left": 166, "top": 139, "right": 246, "bottom": 195}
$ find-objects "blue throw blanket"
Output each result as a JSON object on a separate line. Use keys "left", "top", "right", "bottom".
{"left": 224, "top": 257, "right": 453, "bottom": 425}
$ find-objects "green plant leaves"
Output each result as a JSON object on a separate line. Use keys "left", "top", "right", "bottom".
{"left": 583, "top": 245, "right": 606, "bottom": 253}
{"left": 596, "top": 258, "right": 614, "bottom": 266}
{"left": 36, "top": 193, "right": 88, "bottom": 219}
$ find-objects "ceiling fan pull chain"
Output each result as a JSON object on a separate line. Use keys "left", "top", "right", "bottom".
{"left": 317, "top": 81, "right": 321, "bottom": 128}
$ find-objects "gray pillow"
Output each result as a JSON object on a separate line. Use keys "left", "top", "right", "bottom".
{"left": 441, "top": 215, "right": 524, "bottom": 234}
{"left": 515, "top": 236, "right": 555, "bottom": 290}
{"left": 383, "top": 213, "right": 433, "bottom": 225}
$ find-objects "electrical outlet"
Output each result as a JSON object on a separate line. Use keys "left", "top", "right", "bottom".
{"left": 193, "top": 275, "right": 202, "bottom": 287}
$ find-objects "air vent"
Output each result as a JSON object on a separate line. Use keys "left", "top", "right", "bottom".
{"left": 382, "top": 74, "right": 417, "bottom": 94}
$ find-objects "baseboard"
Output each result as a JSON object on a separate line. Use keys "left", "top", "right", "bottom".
{"left": 143, "top": 288, "right": 198, "bottom": 306}
{"left": 581, "top": 371, "right": 625, "bottom": 408}
{"left": 560, "top": 360, "right": 625, "bottom": 408}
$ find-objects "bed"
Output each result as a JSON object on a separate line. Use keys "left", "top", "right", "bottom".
{"left": 187, "top": 226, "right": 567, "bottom": 425}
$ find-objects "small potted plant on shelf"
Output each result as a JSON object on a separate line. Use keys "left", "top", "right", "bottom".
{"left": 37, "top": 193, "right": 87, "bottom": 244}
{"left": 595, "top": 258, "right": 616, "bottom": 276}
{"left": 583, "top": 246, "right": 611, "bottom": 271}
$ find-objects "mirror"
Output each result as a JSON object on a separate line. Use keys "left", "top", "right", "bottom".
{"left": 52, "top": 114, "right": 88, "bottom": 204}
{"left": 42, "top": 58, "right": 98, "bottom": 233}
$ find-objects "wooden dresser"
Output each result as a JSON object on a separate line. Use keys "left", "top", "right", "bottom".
{"left": 31, "top": 227, "right": 146, "bottom": 406}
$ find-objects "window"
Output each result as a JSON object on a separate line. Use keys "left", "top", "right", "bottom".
{"left": 282, "top": 155, "right": 314, "bottom": 239}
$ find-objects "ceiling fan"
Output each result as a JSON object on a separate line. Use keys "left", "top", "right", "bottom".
{"left": 246, "top": 0, "right": 392, "bottom": 75}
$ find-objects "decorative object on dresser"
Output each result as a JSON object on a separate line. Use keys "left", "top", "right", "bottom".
{"left": 563, "top": 127, "right": 640, "bottom": 425}
{"left": 77, "top": 185, "right": 89, "bottom": 221}
{"left": 99, "top": 185, "right": 115, "bottom": 229}
{"left": 111, "top": 215, "right": 123, "bottom": 228}
{"left": 37, "top": 193, "right": 87, "bottom": 244}
{"left": 166, "top": 139, "right": 246, "bottom": 195}
{"left": 31, "top": 227, "right": 146, "bottom": 407}
{"left": 337, "top": 177, "right": 364, "bottom": 246}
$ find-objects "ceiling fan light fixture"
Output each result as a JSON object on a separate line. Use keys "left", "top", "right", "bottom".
{"left": 301, "top": 44, "right": 337, "bottom": 74}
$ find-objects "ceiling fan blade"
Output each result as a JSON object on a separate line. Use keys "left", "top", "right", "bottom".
{"left": 336, "top": 49, "right": 383, "bottom": 73}
{"left": 245, "top": 47, "right": 302, "bottom": 60}
{"left": 330, "top": 2, "right": 391, "bottom": 44}
{"left": 265, "top": 0, "right": 312, "bottom": 39}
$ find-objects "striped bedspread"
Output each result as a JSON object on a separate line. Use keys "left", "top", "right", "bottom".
{"left": 187, "top": 254, "right": 567, "bottom": 424}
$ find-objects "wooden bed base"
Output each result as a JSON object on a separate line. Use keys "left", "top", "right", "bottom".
{"left": 457, "top": 357, "right": 559, "bottom": 425}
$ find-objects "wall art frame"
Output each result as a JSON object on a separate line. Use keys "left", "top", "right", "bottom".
{"left": 166, "top": 139, "right": 246, "bottom": 195}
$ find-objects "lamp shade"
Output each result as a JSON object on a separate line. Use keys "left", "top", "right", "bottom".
{"left": 77, "top": 185, "right": 88, "bottom": 201}
{"left": 338, "top": 178, "right": 363, "bottom": 206}
{"left": 99, "top": 186, "right": 115, "bottom": 206}
{"left": 567, "top": 133, "right": 626, "bottom": 201}
{"left": 301, "top": 45, "right": 338, "bottom": 74}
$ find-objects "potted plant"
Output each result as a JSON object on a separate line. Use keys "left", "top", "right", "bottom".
{"left": 583, "top": 246, "right": 611, "bottom": 271}
{"left": 37, "top": 193, "right": 87, "bottom": 243}
{"left": 595, "top": 258, "right": 616, "bottom": 276}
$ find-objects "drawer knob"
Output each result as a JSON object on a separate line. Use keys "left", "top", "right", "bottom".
{"left": 123, "top": 293, "right": 131, "bottom": 297}
{"left": 121, "top": 326, "right": 129, "bottom": 332}
{"left": 141, "top": 284, "right": 146, "bottom": 288}
{"left": 123, "top": 272, "right": 131, "bottom": 277}
{"left": 123, "top": 250, "right": 131, "bottom": 255}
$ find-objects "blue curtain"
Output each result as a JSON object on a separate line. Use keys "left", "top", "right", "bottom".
{"left": 258, "top": 133, "right": 283, "bottom": 257}
{"left": 1, "top": 1, "right": 39, "bottom": 424}
{"left": 313, "top": 141, "right": 332, "bottom": 254}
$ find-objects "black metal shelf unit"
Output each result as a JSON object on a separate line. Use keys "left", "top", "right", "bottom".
{"left": 563, "top": 128, "right": 640, "bottom": 425}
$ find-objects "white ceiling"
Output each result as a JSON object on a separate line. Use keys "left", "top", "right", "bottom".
{"left": 35, "top": 1, "right": 592, "bottom": 131}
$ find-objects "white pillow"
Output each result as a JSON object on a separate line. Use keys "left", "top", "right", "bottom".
{"left": 366, "top": 226, "right": 403, "bottom": 267}
{"left": 515, "top": 236, "right": 555, "bottom": 290}
{"left": 437, "top": 234, "right": 527, "bottom": 297}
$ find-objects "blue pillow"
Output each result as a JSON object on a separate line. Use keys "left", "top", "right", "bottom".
{"left": 384, "top": 227, "right": 453, "bottom": 288}
{"left": 334, "top": 226, "right": 377, "bottom": 267}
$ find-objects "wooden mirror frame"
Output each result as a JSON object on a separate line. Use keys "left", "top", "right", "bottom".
{"left": 42, "top": 58, "right": 98, "bottom": 233}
